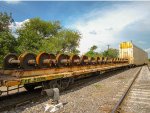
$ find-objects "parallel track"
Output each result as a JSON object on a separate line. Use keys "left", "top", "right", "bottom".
{"left": 111, "top": 66, "right": 142, "bottom": 113}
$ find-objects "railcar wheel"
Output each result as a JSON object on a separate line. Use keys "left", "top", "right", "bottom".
{"left": 24, "top": 84, "right": 35, "bottom": 91}
{"left": 70, "top": 54, "right": 80, "bottom": 66}
{"left": 19, "top": 53, "right": 36, "bottom": 69}
{"left": 96, "top": 57, "right": 100, "bottom": 64}
{"left": 49, "top": 80, "right": 61, "bottom": 90}
{"left": 3, "top": 53, "right": 19, "bottom": 69}
{"left": 104, "top": 57, "right": 108, "bottom": 64}
{"left": 114, "top": 58, "right": 117, "bottom": 63}
{"left": 80, "top": 55, "right": 89, "bottom": 65}
{"left": 112, "top": 58, "right": 115, "bottom": 63}
{"left": 61, "top": 78, "right": 71, "bottom": 90}
{"left": 90, "top": 57, "right": 96, "bottom": 65}
{"left": 49, "top": 54, "right": 56, "bottom": 66}
{"left": 101, "top": 57, "right": 105, "bottom": 64}
{"left": 36, "top": 52, "right": 51, "bottom": 68}
{"left": 56, "top": 54, "right": 70, "bottom": 67}
{"left": 99, "top": 57, "right": 103, "bottom": 64}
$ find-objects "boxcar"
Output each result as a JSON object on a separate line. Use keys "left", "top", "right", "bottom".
{"left": 119, "top": 41, "right": 148, "bottom": 66}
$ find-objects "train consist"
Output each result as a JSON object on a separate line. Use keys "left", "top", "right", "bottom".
{"left": 0, "top": 42, "right": 148, "bottom": 95}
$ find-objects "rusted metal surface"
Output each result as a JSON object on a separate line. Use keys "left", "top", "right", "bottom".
{"left": 0, "top": 63, "right": 128, "bottom": 77}
{"left": 0, "top": 63, "right": 129, "bottom": 87}
{"left": 36, "top": 52, "right": 56, "bottom": 68}
{"left": 3, "top": 53, "right": 19, "bottom": 69}
{"left": 19, "top": 52, "right": 36, "bottom": 69}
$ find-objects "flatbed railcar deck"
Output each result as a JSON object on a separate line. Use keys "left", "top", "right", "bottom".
{"left": 0, "top": 63, "right": 129, "bottom": 93}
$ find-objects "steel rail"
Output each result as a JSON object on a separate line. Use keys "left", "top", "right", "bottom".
{"left": 111, "top": 66, "right": 142, "bottom": 113}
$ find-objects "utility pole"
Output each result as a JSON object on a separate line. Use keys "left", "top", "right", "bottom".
{"left": 107, "top": 44, "right": 110, "bottom": 50}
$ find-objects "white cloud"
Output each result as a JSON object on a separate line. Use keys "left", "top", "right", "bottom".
{"left": 9, "top": 19, "right": 29, "bottom": 29}
{"left": 5, "top": 0, "right": 21, "bottom": 4}
{"left": 71, "top": 2, "right": 150, "bottom": 54}
{"left": 9, "top": 19, "right": 29, "bottom": 37}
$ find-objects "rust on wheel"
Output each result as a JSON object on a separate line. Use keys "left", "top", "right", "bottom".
{"left": 117, "top": 58, "right": 120, "bottom": 63}
{"left": 107, "top": 58, "right": 112, "bottom": 63}
{"left": 114, "top": 58, "right": 118, "bottom": 63}
{"left": 103, "top": 57, "right": 108, "bottom": 64}
{"left": 3, "top": 53, "right": 19, "bottom": 69}
{"left": 70, "top": 54, "right": 80, "bottom": 66}
{"left": 49, "top": 53, "right": 57, "bottom": 66}
{"left": 36, "top": 52, "right": 51, "bottom": 68}
{"left": 80, "top": 55, "right": 89, "bottom": 65}
{"left": 96, "top": 57, "right": 100, "bottom": 64}
{"left": 56, "top": 54, "right": 70, "bottom": 67}
{"left": 19, "top": 52, "right": 36, "bottom": 69}
{"left": 112, "top": 58, "right": 115, "bottom": 63}
{"left": 89, "top": 57, "right": 96, "bottom": 65}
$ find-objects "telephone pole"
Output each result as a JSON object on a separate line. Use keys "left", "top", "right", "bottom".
{"left": 107, "top": 44, "right": 110, "bottom": 50}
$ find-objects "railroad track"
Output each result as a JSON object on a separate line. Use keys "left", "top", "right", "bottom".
{"left": 111, "top": 65, "right": 150, "bottom": 113}
{"left": 0, "top": 67, "right": 128, "bottom": 112}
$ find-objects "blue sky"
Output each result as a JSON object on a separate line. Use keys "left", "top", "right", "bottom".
{"left": 0, "top": 1, "right": 150, "bottom": 57}
{"left": 0, "top": 1, "right": 112, "bottom": 25}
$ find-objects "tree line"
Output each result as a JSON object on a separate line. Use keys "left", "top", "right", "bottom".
{"left": 0, "top": 12, "right": 119, "bottom": 66}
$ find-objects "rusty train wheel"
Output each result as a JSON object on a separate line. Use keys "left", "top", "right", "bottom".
{"left": 115, "top": 58, "right": 118, "bottom": 63}
{"left": 101, "top": 57, "right": 104, "bottom": 64}
{"left": 49, "top": 53, "right": 56, "bottom": 66}
{"left": 36, "top": 52, "right": 51, "bottom": 68}
{"left": 80, "top": 55, "right": 89, "bottom": 65}
{"left": 103, "top": 57, "right": 108, "bottom": 64}
{"left": 3, "top": 53, "right": 19, "bottom": 69}
{"left": 112, "top": 58, "right": 115, "bottom": 63}
{"left": 19, "top": 53, "right": 36, "bottom": 69}
{"left": 56, "top": 54, "right": 70, "bottom": 67}
{"left": 90, "top": 57, "right": 96, "bottom": 65}
{"left": 99, "top": 57, "right": 103, "bottom": 64}
{"left": 70, "top": 54, "right": 80, "bottom": 66}
{"left": 24, "top": 84, "right": 35, "bottom": 91}
{"left": 96, "top": 57, "right": 100, "bottom": 64}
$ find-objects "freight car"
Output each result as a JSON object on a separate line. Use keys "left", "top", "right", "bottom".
{"left": 119, "top": 42, "right": 148, "bottom": 66}
{"left": 0, "top": 54, "right": 129, "bottom": 95}
{"left": 0, "top": 41, "right": 147, "bottom": 96}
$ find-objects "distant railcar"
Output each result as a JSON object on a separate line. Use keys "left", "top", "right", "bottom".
{"left": 119, "top": 42, "right": 148, "bottom": 66}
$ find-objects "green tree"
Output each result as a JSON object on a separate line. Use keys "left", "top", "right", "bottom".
{"left": 0, "top": 12, "right": 16, "bottom": 66}
{"left": 17, "top": 18, "right": 81, "bottom": 54}
{"left": 0, "top": 12, "right": 12, "bottom": 32}
{"left": 57, "top": 29, "right": 81, "bottom": 54}
{"left": 90, "top": 45, "right": 97, "bottom": 51}
{"left": 17, "top": 18, "right": 62, "bottom": 53}
{"left": 102, "top": 48, "right": 118, "bottom": 58}
{"left": 85, "top": 45, "right": 102, "bottom": 57}
{"left": 40, "top": 29, "right": 81, "bottom": 54}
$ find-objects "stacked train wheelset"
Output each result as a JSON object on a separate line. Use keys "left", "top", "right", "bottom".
{"left": 3, "top": 52, "right": 129, "bottom": 70}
